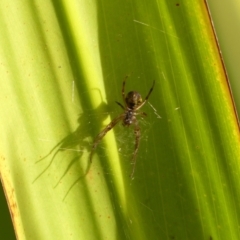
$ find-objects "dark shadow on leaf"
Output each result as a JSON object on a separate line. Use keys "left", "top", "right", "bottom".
{"left": 33, "top": 100, "right": 108, "bottom": 199}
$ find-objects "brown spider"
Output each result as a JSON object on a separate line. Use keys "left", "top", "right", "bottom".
{"left": 89, "top": 77, "right": 155, "bottom": 179}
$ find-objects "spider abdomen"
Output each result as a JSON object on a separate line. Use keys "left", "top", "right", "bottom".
{"left": 123, "top": 110, "right": 136, "bottom": 126}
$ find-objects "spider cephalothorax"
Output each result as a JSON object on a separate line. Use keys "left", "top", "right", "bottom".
{"left": 89, "top": 77, "right": 155, "bottom": 179}
{"left": 125, "top": 91, "right": 142, "bottom": 109}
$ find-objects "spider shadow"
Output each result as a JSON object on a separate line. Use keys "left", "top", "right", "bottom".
{"left": 33, "top": 100, "right": 109, "bottom": 199}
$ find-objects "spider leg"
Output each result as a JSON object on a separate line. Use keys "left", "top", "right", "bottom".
{"left": 115, "top": 101, "right": 125, "bottom": 110}
{"left": 136, "top": 112, "right": 147, "bottom": 117}
{"left": 87, "top": 114, "right": 124, "bottom": 174}
{"left": 136, "top": 80, "right": 155, "bottom": 110}
{"left": 130, "top": 120, "right": 141, "bottom": 179}
{"left": 144, "top": 80, "right": 155, "bottom": 101}
{"left": 122, "top": 76, "right": 128, "bottom": 105}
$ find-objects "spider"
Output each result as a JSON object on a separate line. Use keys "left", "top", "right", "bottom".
{"left": 89, "top": 77, "right": 155, "bottom": 179}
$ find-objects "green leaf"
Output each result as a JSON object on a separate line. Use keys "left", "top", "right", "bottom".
{"left": 0, "top": 0, "right": 239, "bottom": 240}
